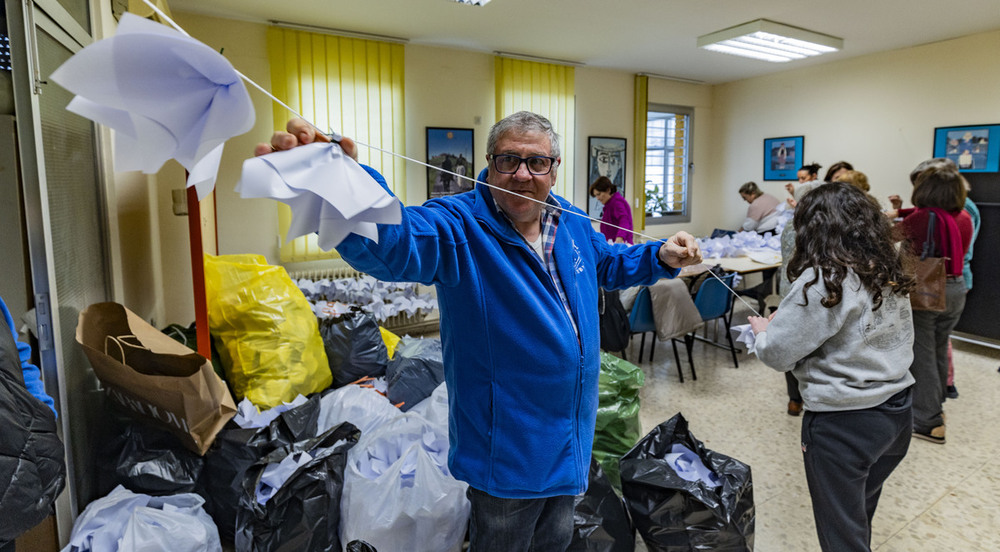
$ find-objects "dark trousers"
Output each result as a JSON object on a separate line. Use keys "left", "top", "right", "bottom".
{"left": 786, "top": 371, "right": 802, "bottom": 403}
{"left": 467, "top": 487, "right": 574, "bottom": 552}
{"left": 801, "top": 388, "right": 912, "bottom": 552}
{"left": 910, "top": 278, "right": 967, "bottom": 432}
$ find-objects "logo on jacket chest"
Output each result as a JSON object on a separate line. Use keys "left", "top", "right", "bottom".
{"left": 573, "top": 242, "right": 585, "bottom": 274}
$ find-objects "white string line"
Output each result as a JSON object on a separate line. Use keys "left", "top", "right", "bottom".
{"left": 140, "top": 0, "right": 762, "bottom": 318}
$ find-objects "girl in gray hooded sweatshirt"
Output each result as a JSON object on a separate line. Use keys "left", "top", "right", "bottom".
{"left": 749, "top": 182, "right": 915, "bottom": 552}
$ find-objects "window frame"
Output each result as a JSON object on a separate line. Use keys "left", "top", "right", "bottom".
{"left": 644, "top": 103, "right": 693, "bottom": 225}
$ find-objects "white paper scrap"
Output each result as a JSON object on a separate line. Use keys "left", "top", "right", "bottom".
{"left": 49, "top": 13, "right": 255, "bottom": 200}
{"left": 237, "top": 142, "right": 402, "bottom": 250}
{"left": 731, "top": 323, "right": 757, "bottom": 355}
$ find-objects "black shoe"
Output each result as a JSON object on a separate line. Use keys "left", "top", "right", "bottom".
{"left": 913, "top": 426, "right": 946, "bottom": 444}
{"left": 946, "top": 385, "right": 959, "bottom": 399}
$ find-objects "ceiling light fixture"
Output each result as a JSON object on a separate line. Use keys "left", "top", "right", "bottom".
{"left": 270, "top": 21, "right": 409, "bottom": 44}
{"left": 697, "top": 19, "right": 842, "bottom": 63}
{"left": 494, "top": 51, "right": 583, "bottom": 67}
{"left": 452, "top": 0, "right": 492, "bottom": 5}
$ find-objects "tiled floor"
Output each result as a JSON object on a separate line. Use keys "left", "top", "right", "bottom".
{"left": 629, "top": 304, "right": 1000, "bottom": 551}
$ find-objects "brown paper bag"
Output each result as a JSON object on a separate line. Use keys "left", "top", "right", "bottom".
{"left": 75, "top": 302, "right": 236, "bottom": 455}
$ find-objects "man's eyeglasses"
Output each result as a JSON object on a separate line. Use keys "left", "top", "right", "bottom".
{"left": 489, "top": 154, "right": 558, "bottom": 175}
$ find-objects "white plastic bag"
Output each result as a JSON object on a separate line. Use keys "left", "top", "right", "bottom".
{"left": 340, "top": 414, "right": 469, "bottom": 552}
{"left": 407, "top": 382, "right": 449, "bottom": 435}
{"left": 317, "top": 383, "right": 402, "bottom": 436}
{"left": 63, "top": 486, "right": 221, "bottom": 552}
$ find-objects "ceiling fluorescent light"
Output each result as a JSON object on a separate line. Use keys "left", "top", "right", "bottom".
{"left": 638, "top": 73, "right": 705, "bottom": 85}
{"left": 270, "top": 21, "right": 409, "bottom": 44}
{"left": 453, "top": 0, "right": 492, "bottom": 5}
{"left": 697, "top": 19, "right": 842, "bottom": 63}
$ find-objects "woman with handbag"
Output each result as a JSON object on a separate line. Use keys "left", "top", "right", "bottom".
{"left": 897, "top": 162, "right": 974, "bottom": 444}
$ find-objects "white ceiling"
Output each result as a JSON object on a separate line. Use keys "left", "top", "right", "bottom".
{"left": 169, "top": 0, "right": 1000, "bottom": 85}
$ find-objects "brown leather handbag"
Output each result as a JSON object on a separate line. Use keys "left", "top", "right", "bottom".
{"left": 910, "top": 211, "right": 947, "bottom": 312}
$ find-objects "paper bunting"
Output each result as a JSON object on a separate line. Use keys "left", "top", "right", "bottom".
{"left": 731, "top": 323, "right": 757, "bottom": 355}
{"left": 49, "top": 13, "right": 255, "bottom": 200}
{"left": 237, "top": 142, "right": 402, "bottom": 250}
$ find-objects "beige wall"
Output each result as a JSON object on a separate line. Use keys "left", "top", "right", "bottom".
{"left": 115, "top": 13, "right": 1000, "bottom": 325}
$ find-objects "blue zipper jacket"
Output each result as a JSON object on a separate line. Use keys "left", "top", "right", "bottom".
{"left": 337, "top": 166, "right": 676, "bottom": 498}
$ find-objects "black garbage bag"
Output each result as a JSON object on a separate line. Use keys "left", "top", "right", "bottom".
{"left": 385, "top": 336, "right": 444, "bottom": 411}
{"left": 108, "top": 421, "right": 203, "bottom": 495}
{"left": 197, "top": 394, "right": 323, "bottom": 543}
{"left": 620, "top": 413, "right": 754, "bottom": 552}
{"left": 598, "top": 288, "right": 630, "bottom": 354}
{"left": 568, "top": 457, "right": 635, "bottom": 552}
{"left": 346, "top": 541, "right": 378, "bottom": 552}
{"left": 235, "top": 421, "right": 360, "bottom": 552}
{"left": 319, "top": 312, "right": 389, "bottom": 388}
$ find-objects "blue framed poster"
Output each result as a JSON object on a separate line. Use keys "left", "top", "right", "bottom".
{"left": 933, "top": 124, "right": 1000, "bottom": 173}
{"left": 763, "top": 136, "right": 803, "bottom": 181}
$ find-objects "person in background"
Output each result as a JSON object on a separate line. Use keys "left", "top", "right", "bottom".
{"left": 784, "top": 162, "right": 822, "bottom": 201}
{"left": 261, "top": 111, "right": 703, "bottom": 551}
{"left": 789, "top": 160, "right": 855, "bottom": 205}
{"left": 833, "top": 169, "right": 871, "bottom": 194}
{"left": 589, "top": 175, "right": 633, "bottom": 244}
{"left": 896, "top": 161, "right": 973, "bottom": 444}
{"left": 889, "top": 158, "right": 980, "bottom": 402}
{"left": 750, "top": 183, "right": 915, "bottom": 552}
{"left": 1, "top": 296, "right": 66, "bottom": 549}
{"left": 823, "top": 160, "right": 854, "bottom": 183}
{"left": 738, "top": 181, "right": 781, "bottom": 233}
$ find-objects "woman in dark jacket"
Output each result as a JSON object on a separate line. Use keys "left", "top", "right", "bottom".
{"left": 0, "top": 296, "right": 66, "bottom": 547}
{"left": 897, "top": 163, "right": 973, "bottom": 445}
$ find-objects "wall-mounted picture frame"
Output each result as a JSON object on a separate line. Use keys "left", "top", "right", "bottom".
{"left": 763, "top": 136, "right": 803, "bottom": 181}
{"left": 427, "top": 127, "right": 475, "bottom": 198}
{"left": 587, "top": 136, "right": 627, "bottom": 217}
{"left": 933, "top": 124, "right": 1000, "bottom": 173}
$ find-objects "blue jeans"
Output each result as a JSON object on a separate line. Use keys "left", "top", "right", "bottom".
{"left": 466, "top": 487, "right": 575, "bottom": 552}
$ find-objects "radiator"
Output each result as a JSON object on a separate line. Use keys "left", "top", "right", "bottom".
{"left": 288, "top": 267, "right": 440, "bottom": 335}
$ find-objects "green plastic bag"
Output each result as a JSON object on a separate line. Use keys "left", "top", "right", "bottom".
{"left": 205, "top": 254, "right": 331, "bottom": 408}
{"left": 593, "top": 352, "right": 645, "bottom": 491}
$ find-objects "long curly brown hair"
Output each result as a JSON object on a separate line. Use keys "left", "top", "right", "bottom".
{"left": 787, "top": 183, "right": 915, "bottom": 310}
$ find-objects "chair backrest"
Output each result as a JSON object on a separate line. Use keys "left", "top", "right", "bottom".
{"left": 628, "top": 287, "right": 657, "bottom": 332}
{"left": 693, "top": 272, "right": 736, "bottom": 321}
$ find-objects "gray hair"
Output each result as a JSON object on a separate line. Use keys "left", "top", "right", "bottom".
{"left": 909, "top": 157, "right": 956, "bottom": 184}
{"left": 487, "top": 111, "right": 562, "bottom": 161}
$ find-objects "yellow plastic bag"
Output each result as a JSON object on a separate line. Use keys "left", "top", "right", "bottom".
{"left": 205, "top": 254, "right": 331, "bottom": 408}
{"left": 380, "top": 327, "right": 401, "bottom": 360}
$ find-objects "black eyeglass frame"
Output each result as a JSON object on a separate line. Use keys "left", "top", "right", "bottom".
{"left": 488, "top": 154, "right": 559, "bottom": 175}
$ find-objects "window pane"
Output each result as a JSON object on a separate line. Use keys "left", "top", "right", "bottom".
{"left": 644, "top": 105, "right": 692, "bottom": 221}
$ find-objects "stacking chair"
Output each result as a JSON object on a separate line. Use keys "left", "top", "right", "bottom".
{"left": 676, "top": 272, "right": 740, "bottom": 376}
{"left": 629, "top": 286, "right": 695, "bottom": 383}
{"left": 627, "top": 287, "right": 657, "bottom": 363}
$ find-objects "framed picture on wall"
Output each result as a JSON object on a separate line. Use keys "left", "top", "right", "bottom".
{"left": 427, "top": 127, "right": 475, "bottom": 198}
{"left": 933, "top": 124, "right": 1000, "bottom": 173}
{"left": 763, "top": 136, "right": 803, "bottom": 181}
{"left": 587, "top": 136, "right": 627, "bottom": 217}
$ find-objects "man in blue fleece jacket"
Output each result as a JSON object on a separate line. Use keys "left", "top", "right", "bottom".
{"left": 263, "top": 111, "right": 702, "bottom": 550}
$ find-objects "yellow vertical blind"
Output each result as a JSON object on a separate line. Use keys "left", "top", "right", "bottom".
{"left": 633, "top": 74, "right": 648, "bottom": 230}
{"left": 267, "top": 27, "right": 405, "bottom": 263}
{"left": 494, "top": 57, "right": 575, "bottom": 198}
